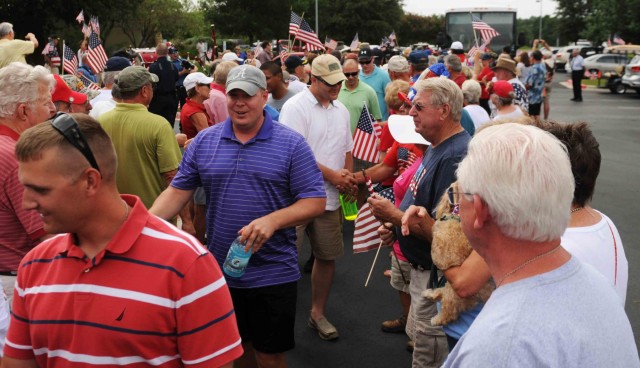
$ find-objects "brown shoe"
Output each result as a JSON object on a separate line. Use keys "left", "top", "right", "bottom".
{"left": 381, "top": 316, "right": 406, "bottom": 333}
{"left": 406, "top": 340, "right": 415, "bottom": 353}
{"left": 308, "top": 316, "right": 339, "bottom": 341}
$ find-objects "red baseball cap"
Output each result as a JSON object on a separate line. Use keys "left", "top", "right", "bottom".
{"left": 52, "top": 75, "right": 87, "bottom": 105}
{"left": 492, "top": 80, "right": 514, "bottom": 99}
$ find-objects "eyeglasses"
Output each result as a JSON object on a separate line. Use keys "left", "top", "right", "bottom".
{"left": 411, "top": 102, "right": 425, "bottom": 112}
{"left": 344, "top": 72, "right": 359, "bottom": 78}
{"left": 315, "top": 76, "right": 341, "bottom": 87}
{"left": 50, "top": 112, "right": 101, "bottom": 174}
{"left": 447, "top": 187, "right": 472, "bottom": 205}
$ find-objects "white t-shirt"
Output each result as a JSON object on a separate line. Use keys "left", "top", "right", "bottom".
{"left": 464, "top": 105, "right": 491, "bottom": 129}
{"left": 90, "top": 89, "right": 113, "bottom": 105}
{"left": 280, "top": 88, "right": 353, "bottom": 211}
{"left": 561, "top": 210, "right": 628, "bottom": 305}
{"left": 492, "top": 106, "right": 524, "bottom": 122}
{"left": 89, "top": 98, "right": 117, "bottom": 119}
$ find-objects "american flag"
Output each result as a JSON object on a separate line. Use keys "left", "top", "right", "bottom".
{"left": 295, "top": 19, "right": 325, "bottom": 51}
{"left": 353, "top": 178, "right": 395, "bottom": 254}
{"left": 613, "top": 34, "right": 626, "bottom": 45}
{"left": 472, "top": 15, "right": 500, "bottom": 43}
{"left": 325, "top": 36, "right": 338, "bottom": 50}
{"left": 90, "top": 16, "right": 100, "bottom": 36}
{"left": 289, "top": 11, "right": 303, "bottom": 36}
{"left": 353, "top": 104, "right": 382, "bottom": 163}
{"left": 279, "top": 49, "right": 289, "bottom": 62}
{"left": 467, "top": 41, "right": 488, "bottom": 59}
{"left": 42, "top": 41, "right": 61, "bottom": 67}
{"left": 75, "top": 10, "right": 84, "bottom": 24}
{"left": 397, "top": 147, "right": 418, "bottom": 172}
{"left": 86, "top": 31, "right": 108, "bottom": 74}
{"left": 63, "top": 44, "right": 78, "bottom": 75}
{"left": 77, "top": 72, "right": 101, "bottom": 91}
{"left": 350, "top": 33, "right": 359, "bottom": 50}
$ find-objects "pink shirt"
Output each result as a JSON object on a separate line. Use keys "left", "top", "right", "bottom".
{"left": 392, "top": 160, "right": 422, "bottom": 262}
{"left": 204, "top": 84, "right": 229, "bottom": 125}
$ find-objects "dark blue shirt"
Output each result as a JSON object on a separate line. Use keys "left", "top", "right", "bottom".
{"left": 397, "top": 131, "right": 471, "bottom": 268}
{"left": 171, "top": 113, "right": 326, "bottom": 288}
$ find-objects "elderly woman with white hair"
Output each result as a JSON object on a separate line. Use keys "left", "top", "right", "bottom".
{"left": 461, "top": 80, "right": 490, "bottom": 129}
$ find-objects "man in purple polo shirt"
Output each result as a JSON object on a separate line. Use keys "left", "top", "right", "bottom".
{"left": 150, "top": 64, "right": 326, "bottom": 368}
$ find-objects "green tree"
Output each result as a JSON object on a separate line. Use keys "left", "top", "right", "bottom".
{"left": 397, "top": 13, "right": 445, "bottom": 46}
{"left": 555, "top": 0, "right": 592, "bottom": 43}
{"left": 201, "top": 0, "right": 290, "bottom": 44}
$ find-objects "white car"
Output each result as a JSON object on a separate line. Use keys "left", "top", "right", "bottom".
{"left": 621, "top": 55, "right": 640, "bottom": 94}
{"left": 583, "top": 54, "right": 630, "bottom": 75}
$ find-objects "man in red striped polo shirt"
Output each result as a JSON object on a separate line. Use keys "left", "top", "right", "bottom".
{"left": 3, "top": 113, "right": 242, "bottom": 367}
{"left": 0, "top": 63, "right": 56, "bottom": 306}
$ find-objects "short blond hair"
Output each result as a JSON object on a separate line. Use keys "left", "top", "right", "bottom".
{"left": 384, "top": 80, "right": 410, "bottom": 111}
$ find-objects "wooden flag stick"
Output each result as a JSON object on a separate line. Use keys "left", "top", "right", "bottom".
{"left": 365, "top": 240, "right": 384, "bottom": 287}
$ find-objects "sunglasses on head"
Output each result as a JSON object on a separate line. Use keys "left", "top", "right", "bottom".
{"left": 50, "top": 112, "right": 101, "bottom": 175}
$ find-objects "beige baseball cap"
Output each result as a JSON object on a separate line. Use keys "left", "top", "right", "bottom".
{"left": 311, "top": 54, "right": 346, "bottom": 85}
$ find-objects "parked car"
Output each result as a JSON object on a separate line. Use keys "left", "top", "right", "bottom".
{"left": 555, "top": 45, "right": 599, "bottom": 71}
{"left": 621, "top": 54, "right": 640, "bottom": 94}
{"left": 583, "top": 53, "right": 630, "bottom": 75}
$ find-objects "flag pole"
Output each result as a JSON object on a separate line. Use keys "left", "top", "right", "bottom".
{"left": 61, "top": 40, "right": 65, "bottom": 76}
{"left": 470, "top": 12, "right": 480, "bottom": 48}
{"left": 365, "top": 240, "right": 384, "bottom": 287}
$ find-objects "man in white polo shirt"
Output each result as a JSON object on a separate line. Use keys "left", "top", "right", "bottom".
{"left": 280, "top": 54, "right": 357, "bottom": 341}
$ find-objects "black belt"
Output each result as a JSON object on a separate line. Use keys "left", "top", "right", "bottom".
{"left": 0, "top": 271, "right": 17, "bottom": 276}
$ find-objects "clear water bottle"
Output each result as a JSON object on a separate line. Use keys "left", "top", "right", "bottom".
{"left": 223, "top": 237, "right": 252, "bottom": 278}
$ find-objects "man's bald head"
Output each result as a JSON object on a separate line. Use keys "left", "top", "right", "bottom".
{"left": 156, "top": 43, "right": 168, "bottom": 56}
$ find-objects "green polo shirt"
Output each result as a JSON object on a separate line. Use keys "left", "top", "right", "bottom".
{"left": 338, "top": 81, "right": 382, "bottom": 134}
{"left": 98, "top": 103, "right": 182, "bottom": 208}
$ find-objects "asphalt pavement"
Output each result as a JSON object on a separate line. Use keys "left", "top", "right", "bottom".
{"left": 287, "top": 75, "right": 640, "bottom": 367}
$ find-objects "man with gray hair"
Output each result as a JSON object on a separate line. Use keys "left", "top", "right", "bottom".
{"left": 444, "top": 54, "right": 466, "bottom": 88}
{"left": 0, "top": 23, "right": 38, "bottom": 69}
{"left": 420, "top": 123, "right": 639, "bottom": 367}
{"left": 370, "top": 77, "right": 470, "bottom": 367}
{"left": 0, "top": 62, "right": 54, "bottom": 304}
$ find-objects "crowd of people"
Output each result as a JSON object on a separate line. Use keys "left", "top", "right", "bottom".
{"left": 0, "top": 19, "right": 638, "bottom": 367}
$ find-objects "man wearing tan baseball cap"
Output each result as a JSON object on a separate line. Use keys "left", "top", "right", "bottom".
{"left": 280, "top": 54, "right": 357, "bottom": 342}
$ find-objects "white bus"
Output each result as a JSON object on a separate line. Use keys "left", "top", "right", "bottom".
{"left": 445, "top": 7, "right": 517, "bottom": 52}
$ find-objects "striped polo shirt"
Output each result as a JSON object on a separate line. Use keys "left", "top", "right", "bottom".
{"left": 0, "top": 126, "right": 45, "bottom": 272}
{"left": 171, "top": 113, "right": 326, "bottom": 289}
{"left": 4, "top": 195, "right": 243, "bottom": 367}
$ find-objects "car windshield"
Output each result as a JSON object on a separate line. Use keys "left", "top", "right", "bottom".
{"left": 630, "top": 55, "right": 640, "bottom": 64}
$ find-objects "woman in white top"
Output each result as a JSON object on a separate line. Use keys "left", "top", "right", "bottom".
{"left": 546, "top": 122, "right": 628, "bottom": 305}
{"left": 490, "top": 80, "right": 524, "bottom": 121}
{"left": 461, "top": 79, "right": 490, "bottom": 129}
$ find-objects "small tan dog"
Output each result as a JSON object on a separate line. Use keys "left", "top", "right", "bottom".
{"left": 422, "top": 182, "right": 494, "bottom": 326}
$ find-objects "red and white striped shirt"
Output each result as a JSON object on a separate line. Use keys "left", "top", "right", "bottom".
{"left": 4, "top": 195, "right": 243, "bottom": 367}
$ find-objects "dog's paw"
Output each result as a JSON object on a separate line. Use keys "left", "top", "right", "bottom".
{"left": 421, "top": 289, "right": 440, "bottom": 301}
{"left": 430, "top": 315, "right": 444, "bottom": 326}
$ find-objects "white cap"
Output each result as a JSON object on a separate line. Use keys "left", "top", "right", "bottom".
{"left": 450, "top": 41, "right": 464, "bottom": 50}
{"left": 222, "top": 52, "right": 243, "bottom": 63}
{"left": 183, "top": 72, "right": 213, "bottom": 91}
{"left": 388, "top": 115, "right": 430, "bottom": 145}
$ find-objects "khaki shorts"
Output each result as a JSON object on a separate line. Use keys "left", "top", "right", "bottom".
{"left": 296, "top": 209, "right": 344, "bottom": 260}
{"left": 390, "top": 253, "right": 411, "bottom": 294}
